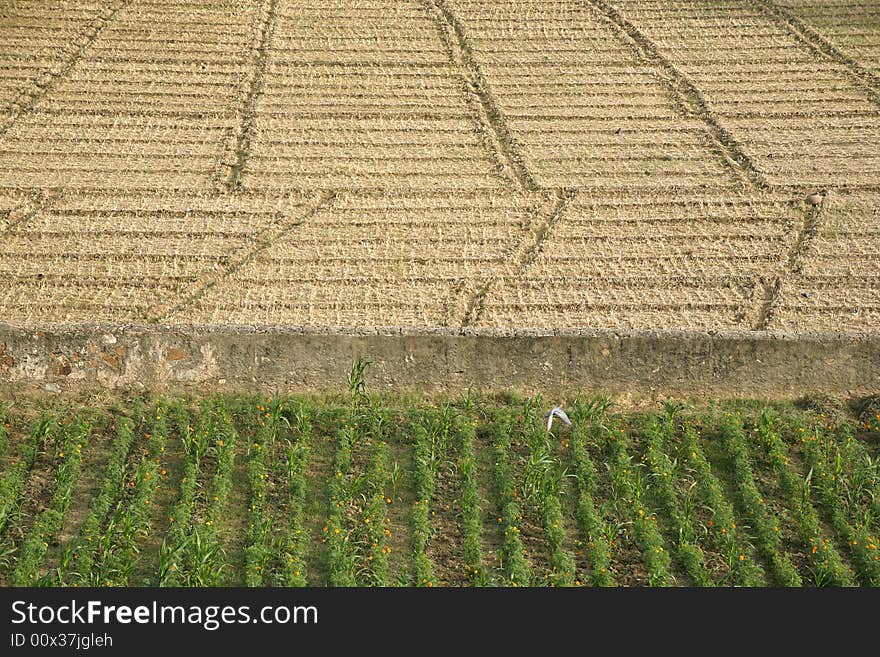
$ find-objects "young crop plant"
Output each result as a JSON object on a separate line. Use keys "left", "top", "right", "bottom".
{"left": 10, "top": 418, "right": 91, "bottom": 586}
{"left": 0, "top": 415, "right": 54, "bottom": 537}
{"left": 751, "top": 413, "right": 856, "bottom": 587}
{"left": 793, "top": 419, "right": 879, "bottom": 586}
{"left": 193, "top": 399, "right": 238, "bottom": 586}
{"left": 490, "top": 409, "right": 532, "bottom": 587}
{"left": 59, "top": 416, "right": 135, "bottom": 585}
{"left": 640, "top": 415, "right": 711, "bottom": 586}
{"left": 837, "top": 438, "right": 880, "bottom": 535}
{"left": 408, "top": 403, "right": 457, "bottom": 587}
{"left": 600, "top": 417, "right": 672, "bottom": 586}
{"left": 569, "top": 399, "right": 615, "bottom": 586}
{"left": 827, "top": 430, "right": 880, "bottom": 536}
{"left": 277, "top": 404, "right": 311, "bottom": 587}
{"left": 457, "top": 413, "right": 487, "bottom": 585}
{"left": 719, "top": 414, "right": 802, "bottom": 586}
{"left": 93, "top": 400, "right": 171, "bottom": 586}
{"left": 523, "top": 419, "right": 576, "bottom": 586}
{"left": 244, "top": 399, "right": 279, "bottom": 587}
{"left": 410, "top": 413, "right": 445, "bottom": 587}
{"left": 678, "top": 425, "right": 765, "bottom": 586}
{"left": 323, "top": 424, "right": 358, "bottom": 587}
{"left": 356, "top": 439, "right": 391, "bottom": 587}
{"left": 158, "top": 401, "right": 217, "bottom": 586}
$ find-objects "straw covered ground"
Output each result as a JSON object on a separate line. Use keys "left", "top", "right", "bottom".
{"left": 1, "top": 0, "right": 879, "bottom": 334}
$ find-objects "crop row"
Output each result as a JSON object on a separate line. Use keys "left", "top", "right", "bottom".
{"left": 10, "top": 418, "right": 91, "bottom": 586}
{"left": 1, "top": 392, "right": 878, "bottom": 586}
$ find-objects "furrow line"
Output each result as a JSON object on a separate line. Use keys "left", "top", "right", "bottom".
{"left": 0, "top": 0, "right": 133, "bottom": 141}
{"left": 459, "top": 188, "right": 575, "bottom": 327}
{"left": 748, "top": 0, "right": 880, "bottom": 107}
{"left": 422, "top": 0, "right": 539, "bottom": 191}
{"left": 753, "top": 200, "right": 824, "bottom": 330}
{"left": 577, "top": 0, "right": 768, "bottom": 190}
{"left": 214, "top": 0, "right": 279, "bottom": 192}
{"left": 1, "top": 189, "right": 63, "bottom": 236}
{"left": 145, "top": 191, "right": 335, "bottom": 322}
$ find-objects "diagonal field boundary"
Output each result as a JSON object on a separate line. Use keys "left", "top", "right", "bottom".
{"left": 145, "top": 191, "right": 336, "bottom": 322}
{"left": 748, "top": 0, "right": 880, "bottom": 108}
{"left": 0, "top": 189, "right": 63, "bottom": 236}
{"left": 0, "top": 0, "right": 132, "bottom": 141}
{"left": 458, "top": 188, "right": 576, "bottom": 328}
{"left": 214, "top": 0, "right": 280, "bottom": 192}
{"left": 422, "top": 0, "right": 539, "bottom": 192}
{"left": 578, "top": 0, "right": 767, "bottom": 191}
{"left": 753, "top": 200, "right": 823, "bottom": 330}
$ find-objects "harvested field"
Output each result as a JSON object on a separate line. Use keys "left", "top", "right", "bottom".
{"left": 0, "top": 0, "right": 879, "bottom": 360}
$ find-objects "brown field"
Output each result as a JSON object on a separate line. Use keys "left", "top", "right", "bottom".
{"left": 1, "top": 0, "right": 879, "bottom": 335}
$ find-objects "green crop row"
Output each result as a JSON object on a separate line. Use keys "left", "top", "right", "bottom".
{"left": 794, "top": 422, "right": 879, "bottom": 585}
{"left": 59, "top": 415, "right": 136, "bottom": 586}
{"left": 751, "top": 414, "right": 856, "bottom": 586}
{"left": 358, "top": 440, "right": 391, "bottom": 586}
{"left": 601, "top": 419, "right": 672, "bottom": 586}
{"left": 720, "top": 415, "right": 802, "bottom": 586}
{"left": 569, "top": 401, "right": 614, "bottom": 586}
{"left": 276, "top": 404, "right": 311, "bottom": 586}
{"left": 94, "top": 400, "right": 170, "bottom": 586}
{"left": 457, "top": 415, "right": 486, "bottom": 585}
{"left": 195, "top": 400, "right": 238, "bottom": 586}
{"left": 678, "top": 425, "right": 765, "bottom": 586}
{"left": 0, "top": 416, "right": 54, "bottom": 536}
{"left": 411, "top": 418, "right": 439, "bottom": 587}
{"left": 640, "top": 415, "right": 711, "bottom": 586}
{"left": 10, "top": 418, "right": 90, "bottom": 586}
{"left": 523, "top": 416, "right": 575, "bottom": 587}
{"left": 490, "top": 411, "right": 531, "bottom": 587}
{"left": 158, "top": 400, "right": 233, "bottom": 586}
{"left": 244, "top": 399, "right": 279, "bottom": 587}
{"left": 324, "top": 424, "right": 357, "bottom": 586}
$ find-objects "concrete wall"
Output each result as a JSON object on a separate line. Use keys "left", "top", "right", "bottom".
{"left": 1, "top": 322, "right": 878, "bottom": 400}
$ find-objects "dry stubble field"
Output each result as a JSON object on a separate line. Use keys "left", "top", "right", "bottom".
{"left": 0, "top": 0, "right": 878, "bottom": 334}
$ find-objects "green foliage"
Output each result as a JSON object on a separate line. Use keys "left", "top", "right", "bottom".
{"left": 570, "top": 400, "right": 615, "bottom": 586}
{"left": 1, "top": 393, "right": 878, "bottom": 588}
{"left": 640, "top": 415, "right": 711, "bottom": 586}
{"left": 58, "top": 416, "right": 135, "bottom": 586}
{"left": 457, "top": 415, "right": 486, "bottom": 585}
{"left": 720, "top": 414, "right": 802, "bottom": 586}
{"left": 0, "top": 416, "right": 54, "bottom": 536}
{"left": 600, "top": 416, "right": 672, "bottom": 587}
{"left": 490, "top": 411, "right": 531, "bottom": 587}
{"left": 277, "top": 403, "right": 311, "bottom": 587}
{"left": 10, "top": 418, "right": 90, "bottom": 586}
{"left": 751, "top": 413, "right": 856, "bottom": 586}
{"left": 678, "top": 425, "right": 765, "bottom": 586}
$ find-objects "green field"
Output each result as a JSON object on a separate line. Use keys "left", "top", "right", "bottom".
{"left": 1, "top": 369, "right": 878, "bottom": 587}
